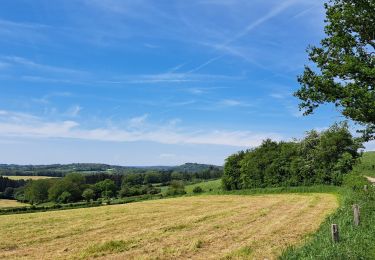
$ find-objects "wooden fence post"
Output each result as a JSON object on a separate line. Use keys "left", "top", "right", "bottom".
{"left": 353, "top": 204, "right": 360, "bottom": 226}
{"left": 331, "top": 224, "right": 339, "bottom": 242}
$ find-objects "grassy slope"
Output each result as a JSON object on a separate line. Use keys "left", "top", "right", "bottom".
{"left": 0, "top": 194, "right": 337, "bottom": 259}
{"left": 355, "top": 151, "right": 375, "bottom": 177}
{"left": 185, "top": 179, "right": 222, "bottom": 194}
{"left": 281, "top": 151, "right": 375, "bottom": 259}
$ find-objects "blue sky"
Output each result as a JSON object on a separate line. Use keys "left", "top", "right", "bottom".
{"left": 0, "top": 0, "right": 372, "bottom": 165}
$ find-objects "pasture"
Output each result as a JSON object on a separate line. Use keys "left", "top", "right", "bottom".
{"left": 185, "top": 179, "right": 222, "bottom": 194}
{"left": 0, "top": 194, "right": 337, "bottom": 259}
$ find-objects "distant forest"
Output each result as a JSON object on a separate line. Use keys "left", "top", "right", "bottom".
{"left": 0, "top": 163, "right": 223, "bottom": 204}
{"left": 0, "top": 162, "right": 222, "bottom": 177}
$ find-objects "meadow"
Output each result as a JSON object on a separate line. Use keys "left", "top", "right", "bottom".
{"left": 185, "top": 179, "right": 222, "bottom": 194}
{"left": 0, "top": 194, "right": 337, "bottom": 259}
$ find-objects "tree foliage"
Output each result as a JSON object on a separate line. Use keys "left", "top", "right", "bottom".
{"left": 48, "top": 173, "right": 85, "bottom": 203}
{"left": 24, "top": 179, "right": 53, "bottom": 204}
{"left": 82, "top": 188, "right": 95, "bottom": 202}
{"left": 295, "top": 0, "right": 375, "bottom": 139}
{"left": 0, "top": 176, "right": 27, "bottom": 192}
{"left": 94, "top": 179, "right": 117, "bottom": 199}
{"left": 166, "top": 180, "right": 186, "bottom": 196}
{"left": 222, "top": 123, "right": 362, "bottom": 190}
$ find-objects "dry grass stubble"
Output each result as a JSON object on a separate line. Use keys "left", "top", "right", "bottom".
{"left": 0, "top": 194, "right": 338, "bottom": 259}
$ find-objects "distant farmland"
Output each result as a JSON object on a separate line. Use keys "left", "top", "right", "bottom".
{"left": 3, "top": 176, "right": 59, "bottom": 180}
{"left": 0, "top": 194, "right": 337, "bottom": 259}
{"left": 0, "top": 199, "right": 29, "bottom": 209}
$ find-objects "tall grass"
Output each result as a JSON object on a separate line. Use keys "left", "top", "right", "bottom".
{"left": 280, "top": 155, "right": 375, "bottom": 259}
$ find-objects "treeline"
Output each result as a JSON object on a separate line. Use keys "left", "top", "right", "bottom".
{"left": 0, "top": 176, "right": 27, "bottom": 192}
{"left": 0, "top": 163, "right": 222, "bottom": 177}
{"left": 222, "top": 123, "right": 362, "bottom": 190}
{"left": 6, "top": 167, "right": 222, "bottom": 204}
{"left": 0, "top": 170, "right": 65, "bottom": 177}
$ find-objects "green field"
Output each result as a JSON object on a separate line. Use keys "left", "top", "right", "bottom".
{"left": 185, "top": 179, "right": 222, "bottom": 194}
{"left": 354, "top": 151, "right": 375, "bottom": 177}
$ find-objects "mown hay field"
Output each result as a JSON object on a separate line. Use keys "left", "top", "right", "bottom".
{"left": 0, "top": 199, "right": 30, "bottom": 208}
{"left": 0, "top": 194, "right": 337, "bottom": 259}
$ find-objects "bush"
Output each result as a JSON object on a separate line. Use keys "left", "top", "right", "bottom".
{"left": 166, "top": 181, "right": 186, "bottom": 196}
{"left": 192, "top": 186, "right": 204, "bottom": 193}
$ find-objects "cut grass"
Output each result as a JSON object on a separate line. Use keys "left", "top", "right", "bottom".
{"left": 0, "top": 194, "right": 337, "bottom": 259}
{"left": 0, "top": 199, "right": 30, "bottom": 208}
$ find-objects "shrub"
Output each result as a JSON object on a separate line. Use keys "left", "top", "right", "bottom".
{"left": 193, "top": 186, "right": 204, "bottom": 193}
{"left": 166, "top": 181, "right": 186, "bottom": 196}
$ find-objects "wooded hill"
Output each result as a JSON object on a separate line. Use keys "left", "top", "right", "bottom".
{"left": 0, "top": 163, "right": 222, "bottom": 177}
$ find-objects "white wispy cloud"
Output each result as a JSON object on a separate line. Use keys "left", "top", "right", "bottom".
{"left": 32, "top": 92, "right": 72, "bottom": 104}
{"left": 128, "top": 114, "right": 148, "bottom": 128}
{"left": 0, "top": 19, "right": 50, "bottom": 30}
{"left": 0, "top": 18, "right": 50, "bottom": 43}
{"left": 65, "top": 105, "right": 82, "bottom": 117}
{"left": 107, "top": 72, "right": 240, "bottom": 84}
{"left": 2, "top": 55, "right": 238, "bottom": 86}
{"left": 191, "top": 0, "right": 298, "bottom": 71}
{"left": 222, "top": 0, "right": 297, "bottom": 48}
{"left": 2, "top": 56, "right": 85, "bottom": 75}
{"left": 0, "top": 110, "right": 281, "bottom": 147}
{"left": 218, "top": 99, "right": 252, "bottom": 107}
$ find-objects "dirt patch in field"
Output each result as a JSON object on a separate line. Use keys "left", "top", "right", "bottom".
{"left": 0, "top": 194, "right": 338, "bottom": 259}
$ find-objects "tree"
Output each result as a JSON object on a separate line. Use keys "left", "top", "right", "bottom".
{"left": 24, "top": 179, "right": 53, "bottom": 204}
{"left": 222, "top": 123, "right": 361, "bottom": 189}
{"left": 119, "top": 184, "right": 139, "bottom": 197}
{"left": 122, "top": 173, "right": 143, "bottom": 186}
{"left": 3, "top": 187, "right": 14, "bottom": 199}
{"left": 222, "top": 151, "right": 245, "bottom": 190}
{"left": 295, "top": 0, "right": 375, "bottom": 140}
{"left": 58, "top": 191, "right": 72, "bottom": 203}
{"left": 48, "top": 173, "right": 85, "bottom": 202}
{"left": 144, "top": 171, "right": 161, "bottom": 184}
{"left": 166, "top": 180, "right": 186, "bottom": 196}
{"left": 94, "top": 179, "right": 117, "bottom": 199}
{"left": 82, "top": 188, "right": 95, "bottom": 202}
{"left": 171, "top": 172, "right": 183, "bottom": 180}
